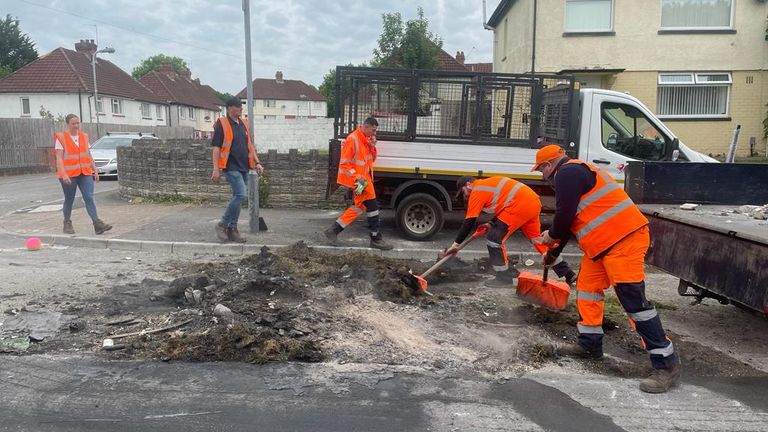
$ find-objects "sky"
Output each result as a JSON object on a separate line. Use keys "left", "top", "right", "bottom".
{"left": 5, "top": 0, "right": 500, "bottom": 94}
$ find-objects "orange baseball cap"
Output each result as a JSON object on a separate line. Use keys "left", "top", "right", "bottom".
{"left": 531, "top": 144, "right": 565, "bottom": 171}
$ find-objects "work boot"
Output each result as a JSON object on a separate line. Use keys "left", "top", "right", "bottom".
{"left": 557, "top": 342, "right": 604, "bottom": 360}
{"left": 215, "top": 222, "right": 229, "bottom": 243}
{"left": 323, "top": 226, "right": 339, "bottom": 246}
{"left": 565, "top": 270, "right": 578, "bottom": 286}
{"left": 639, "top": 363, "right": 682, "bottom": 393}
{"left": 484, "top": 271, "right": 516, "bottom": 288}
{"left": 93, "top": 219, "right": 112, "bottom": 235}
{"left": 370, "top": 234, "right": 393, "bottom": 251}
{"left": 227, "top": 227, "right": 246, "bottom": 243}
{"left": 63, "top": 219, "right": 75, "bottom": 234}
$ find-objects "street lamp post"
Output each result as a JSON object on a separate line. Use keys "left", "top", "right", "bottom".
{"left": 91, "top": 47, "right": 115, "bottom": 139}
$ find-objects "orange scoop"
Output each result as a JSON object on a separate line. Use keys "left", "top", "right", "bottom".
{"left": 516, "top": 266, "right": 570, "bottom": 310}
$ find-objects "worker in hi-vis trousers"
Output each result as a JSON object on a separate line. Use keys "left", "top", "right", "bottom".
{"left": 324, "top": 117, "right": 393, "bottom": 250}
{"left": 448, "top": 175, "right": 577, "bottom": 288}
{"left": 533, "top": 144, "right": 681, "bottom": 393}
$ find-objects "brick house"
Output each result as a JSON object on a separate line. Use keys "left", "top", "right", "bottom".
{"left": 139, "top": 64, "right": 224, "bottom": 138}
{"left": 0, "top": 40, "right": 168, "bottom": 128}
{"left": 237, "top": 71, "right": 327, "bottom": 119}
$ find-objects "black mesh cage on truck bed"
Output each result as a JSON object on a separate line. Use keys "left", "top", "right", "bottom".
{"left": 326, "top": 67, "right": 578, "bottom": 198}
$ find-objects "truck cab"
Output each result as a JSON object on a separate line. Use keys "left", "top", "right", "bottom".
{"left": 327, "top": 67, "right": 714, "bottom": 240}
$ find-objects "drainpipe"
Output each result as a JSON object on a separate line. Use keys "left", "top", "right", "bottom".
{"left": 78, "top": 91, "right": 83, "bottom": 121}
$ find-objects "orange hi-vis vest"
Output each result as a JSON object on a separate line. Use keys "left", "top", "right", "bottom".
{"left": 468, "top": 176, "right": 529, "bottom": 216}
{"left": 55, "top": 131, "right": 93, "bottom": 179}
{"left": 216, "top": 116, "right": 257, "bottom": 170}
{"left": 565, "top": 160, "right": 648, "bottom": 259}
{"left": 336, "top": 128, "right": 376, "bottom": 189}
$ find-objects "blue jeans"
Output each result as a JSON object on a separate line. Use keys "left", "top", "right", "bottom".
{"left": 60, "top": 174, "right": 99, "bottom": 222}
{"left": 221, "top": 170, "right": 247, "bottom": 228}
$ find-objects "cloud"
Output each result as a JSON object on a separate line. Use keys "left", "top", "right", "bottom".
{"left": 7, "top": 0, "right": 495, "bottom": 93}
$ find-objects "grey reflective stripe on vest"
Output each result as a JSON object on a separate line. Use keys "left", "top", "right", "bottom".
{"left": 629, "top": 308, "right": 658, "bottom": 322}
{"left": 576, "top": 291, "right": 604, "bottom": 301}
{"left": 475, "top": 177, "right": 512, "bottom": 213}
{"left": 338, "top": 168, "right": 355, "bottom": 176}
{"left": 649, "top": 341, "right": 675, "bottom": 357}
{"left": 63, "top": 154, "right": 81, "bottom": 161}
{"left": 575, "top": 198, "right": 634, "bottom": 241}
{"left": 500, "top": 182, "right": 524, "bottom": 209}
{"left": 577, "top": 324, "right": 604, "bottom": 335}
{"left": 577, "top": 171, "right": 622, "bottom": 213}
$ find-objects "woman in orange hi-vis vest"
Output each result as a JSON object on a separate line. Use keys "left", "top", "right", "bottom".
{"left": 54, "top": 114, "right": 112, "bottom": 235}
{"left": 449, "top": 175, "right": 577, "bottom": 288}
{"left": 323, "top": 117, "right": 392, "bottom": 250}
{"left": 533, "top": 144, "right": 680, "bottom": 394}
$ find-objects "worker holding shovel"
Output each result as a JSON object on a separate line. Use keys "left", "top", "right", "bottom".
{"left": 447, "top": 176, "right": 577, "bottom": 288}
{"left": 533, "top": 144, "right": 681, "bottom": 394}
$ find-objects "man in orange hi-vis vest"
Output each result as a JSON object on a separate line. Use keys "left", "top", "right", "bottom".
{"left": 324, "top": 117, "right": 392, "bottom": 250}
{"left": 533, "top": 144, "right": 681, "bottom": 393}
{"left": 211, "top": 97, "right": 263, "bottom": 243}
{"left": 449, "top": 176, "right": 577, "bottom": 288}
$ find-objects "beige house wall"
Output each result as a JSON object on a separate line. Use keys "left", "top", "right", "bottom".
{"left": 492, "top": 0, "right": 768, "bottom": 156}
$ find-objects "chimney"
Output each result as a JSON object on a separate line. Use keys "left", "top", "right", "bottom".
{"left": 193, "top": 78, "right": 200, "bottom": 84}
{"left": 180, "top": 68, "right": 191, "bottom": 79}
{"left": 75, "top": 39, "right": 98, "bottom": 57}
{"left": 158, "top": 62, "right": 175, "bottom": 76}
{"left": 275, "top": 71, "right": 284, "bottom": 83}
{"left": 456, "top": 51, "right": 465, "bottom": 65}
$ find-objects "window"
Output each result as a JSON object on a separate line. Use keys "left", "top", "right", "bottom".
{"left": 156, "top": 104, "right": 163, "bottom": 119}
{"left": 140, "top": 103, "right": 152, "bottom": 119}
{"left": 657, "top": 72, "right": 731, "bottom": 118}
{"left": 661, "top": 0, "right": 733, "bottom": 30}
{"left": 601, "top": 102, "right": 669, "bottom": 161}
{"left": 263, "top": 115, "right": 277, "bottom": 119}
{"left": 96, "top": 97, "right": 104, "bottom": 114}
{"left": 263, "top": 99, "right": 276, "bottom": 108}
{"left": 188, "top": 107, "right": 195, "bottom": 119}
{"left": 179, "top": 105, "right": 186, "bottom": 119}
{"left": 111, "top": 98, "right": 123, "bottom": 114}
{"left": 565, "top": 0, "right": 613, "bottom": 33}
{"left": 20, "top": 97, "right": 30, "bottom": 116}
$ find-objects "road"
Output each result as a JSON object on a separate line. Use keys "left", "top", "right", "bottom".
{"left": 1, "top": 173, "right": 767, "bottom": 431}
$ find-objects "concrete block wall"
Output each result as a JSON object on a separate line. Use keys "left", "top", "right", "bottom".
{"left": 117, "top": 138, "right": 344, "bottom": 209}
{"left": 248, "top": 118, "right": 334, "bottom": 152}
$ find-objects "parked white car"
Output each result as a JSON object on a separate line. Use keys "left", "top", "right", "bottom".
{"left": 90, "top": 132, "right": 158, "bottom": 179}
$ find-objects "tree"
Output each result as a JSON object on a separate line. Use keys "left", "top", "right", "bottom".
{"left": 131, "top": 54, "right": 189, "bottom": 79}
{"left": 0, "top": 15, "right": 38, "bottom": 79}
{"left": 213, "top": 90, "right": 235, "bottom": 104}
{"left": 318, "top": 68, "right": 337, "bottom": 118}
{"left": 372, "top": 6, "right": 442, "bottom": 70}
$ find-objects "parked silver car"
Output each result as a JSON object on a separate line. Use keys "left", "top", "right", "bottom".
{"left": 90, "top": 132, "right": 158, "bottom": 178}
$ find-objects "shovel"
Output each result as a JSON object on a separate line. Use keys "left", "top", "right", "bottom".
{"left": 403, "top": 224, "right": 489, "bottom": 296}
{"left": 516, "top": 264, "right": 571, "bottom": 310}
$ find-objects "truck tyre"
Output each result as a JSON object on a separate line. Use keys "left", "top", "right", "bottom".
{"left": 395, "top": 193, "right": 444, "bottom": 241}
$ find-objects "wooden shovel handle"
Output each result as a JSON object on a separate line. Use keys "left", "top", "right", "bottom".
{"left": 421, "top": 234, "right": 478, "bottom": 279}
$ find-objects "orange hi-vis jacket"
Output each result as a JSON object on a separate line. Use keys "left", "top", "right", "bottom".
{"left": 216, "top": 116, "right": 257, "bottom": 170}
{"left": 465, "top": 176, "right": 534, "bottom": 220}
{"left": 565, "top": 160, "right": 648, "bottom": 259}
{"left": 336, "top": 128, "right": 376, "bottom": 189}
{"left": 55, "top": 131, "right": 93, "bottom": 179}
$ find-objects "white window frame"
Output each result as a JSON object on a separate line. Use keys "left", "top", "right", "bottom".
{"left": 657, "top": 72, "right": 732, "bottom": 119}
{"left": 20, "top": 97, "right": 30, "bottom": 116}
{"left": 96, "top": 97, "right": 104, "bottom": 114}
{"left": 111, "top": 98, "right": 123, "bottom": 115}
{"left": 156, "top": 104, "right": 163, "bottom": 119}
{"left": 564, "top": 0, "right": 614, "bottom": 33}
{"left": 660, "top": 0, "right": 735, "bottom": 31}
{"left": 179, "top": 105, "right": 186, "bottom": 119}
{"left": 263, "top": 99, "right": 276, "bottom": 108}
{"left": 188, "top": 106, "right": 195, "bottom": 120}
{"left": 140, "top": 102, "right": 152, "bottom": 119}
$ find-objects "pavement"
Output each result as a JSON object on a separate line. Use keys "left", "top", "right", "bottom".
{"left": 0, "top": 176, "right": 582, "bottom": 261}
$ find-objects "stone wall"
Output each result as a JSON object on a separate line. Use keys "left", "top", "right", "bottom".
{"left": 117, "top": 138, "right": 343, "bottom": 209}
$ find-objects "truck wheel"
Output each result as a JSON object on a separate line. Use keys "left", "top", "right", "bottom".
{"left": 395, "top": 193, "right": 444, "bottom": 241}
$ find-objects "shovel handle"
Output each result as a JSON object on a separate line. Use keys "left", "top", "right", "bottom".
{"left": 421, "top": 234, "right": 478, "bottom": 279}
{"left": 542, "top": 266, "right": 549, "bottom": 283}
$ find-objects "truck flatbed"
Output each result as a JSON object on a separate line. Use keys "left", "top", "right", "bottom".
{"left": 639, "top": 204, "right": 768, "bottom": 246}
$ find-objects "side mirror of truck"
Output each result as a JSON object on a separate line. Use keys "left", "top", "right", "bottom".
{"left": 667, "top": 138, "right": 680, "bottom": 161}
